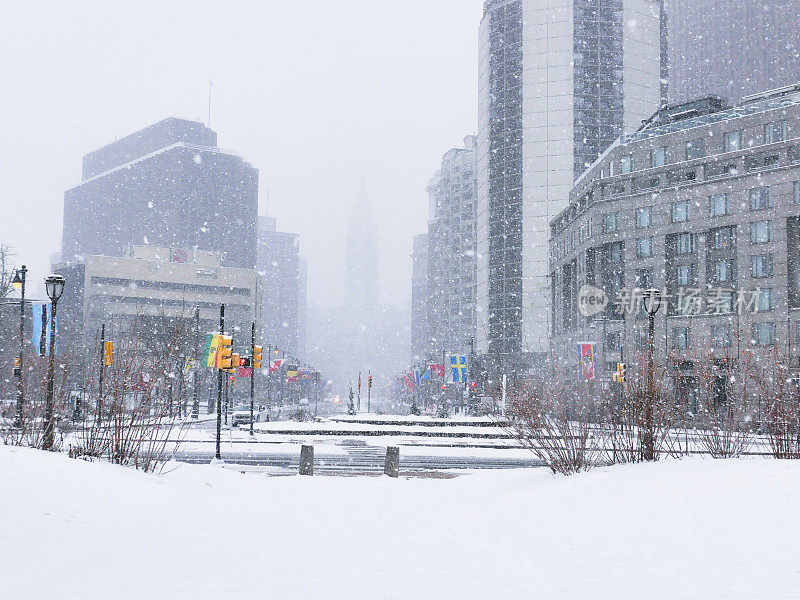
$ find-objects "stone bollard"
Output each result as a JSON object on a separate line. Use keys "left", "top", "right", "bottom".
{"left": 299, "top": 444, "right": 314, "bottom": 476}
{"left": 384, "top": 446, "right": 400, "bottom": 478}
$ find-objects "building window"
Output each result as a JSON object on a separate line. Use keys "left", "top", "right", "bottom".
{"left": 756, "top": 288, "right": 774, "bottom": 312}
{"left": 607, "top": 242, "right": 624, "bottom": 264}
{"left": 752, "top": 322, "right": 775, "bottom": 346}
{"left": 714, "top": 259, "right": 733, "bottom": 283}
{"left": 635, "top": 268, "right": 652, "bottom": 288}
{"left": 711, "top": 227, "right": 734, "bottom": 250}
{"left": 749, "top": 187, "right": 772, "bottom": 210}
{"left": 651, "top": 147, "right": 667, "bottom": 168}
{"left": 723, "top": 130, "right": 741, "bottom": 153}
{"left": 587, "top": 219, "right": 594, "bottom": 238}
{"left": 686, "top": 138, "right": 706, "bottom": 160}
{"left": 676, "top": 264, "right": 695, "bottom": 286}
{"left": 765, "top": 121, "right": 786, "bottom": 144}
{"left": 604, "top": 331, "right": 620, "bottom": 350}
{"left": 620, "top": 155, "right": 633, "bottom": 174}
{"left": 751, "top": 221, "right": 772, "bottom": 244}
{"left": 751, "top": 254, "right": 773, "bottom": 278}
{"left": 637, "top": 237, "right": 653, "bottom": 258}
{"left": 709, "top": 193, "right": 729, "bottom": 217}
{"left": 712, "top": 324, "right": 733, "bottom": 347}
{"left": 636, "top": 206, "right": 652, "bottom": 228}
{"left": 602, "top": 213, "right": 618, "bottom": 233}
{"left": 672, "top": 200, "right": 689, "bottom": 223}
{"left": 795, "top": 181, "right": 800, "bottom": 204}
{"left": 676, "top": 232, "right": 695, "bottom": 255}
{"left": 609, "top": 161, "right": 615, "bottom": 177}
{"left": 672, "top": 327, "right": 690, "bottom": 349}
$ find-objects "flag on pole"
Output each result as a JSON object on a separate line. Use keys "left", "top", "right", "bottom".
{"left": 450, "top": 355, "right": 468, "bottom": 383}
{"left": 269, "top": 358, "right": 283, "bottom": 374}
{"left": 286, "top": 366, "right": 299, "bottom": 382}
{"left": 403, "top": 372, "right": 417, "bottom": 389}
{"left": 578, "top": 342, "right": 597, "bottom": 381}
{"left": 429, "top": 363, "right": 445, "bottom": 378}
{"left": 31, "top": 303, "right": 56, "bottom": 356}
{"left": 202, "top": 333, "right": 221, "bottom": 368}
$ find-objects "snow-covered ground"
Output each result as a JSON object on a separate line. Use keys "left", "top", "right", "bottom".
{"left": 2, "top": 446, "right": 798, "bottom": 599}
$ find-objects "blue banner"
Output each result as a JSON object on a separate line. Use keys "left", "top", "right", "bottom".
{"left": 31, "top": 303, "right": 57, "bottom": 356}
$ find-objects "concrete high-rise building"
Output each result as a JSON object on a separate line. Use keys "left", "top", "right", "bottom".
{"left": 665, "top": 0, "right": 800, "bottom": 105}
{"left": 410, "top": 233, "right": 429, "bottom": 361}
{"left": 257, "top": 216, "right": 304, "bottom": 357}
{"left": 62, "top": 117, "right": 258, "bottom": 269}
{"left": 426, "top": 136, "right": 478, "bottom": 357}
{"left": 476, "top": 0, "right": 662, "bottom": 363}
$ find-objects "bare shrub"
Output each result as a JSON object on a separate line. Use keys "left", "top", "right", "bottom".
{"left": 611, "top": 351, "right": 679, "bottom": 462}
{"left": 2, "top": 346, "right": 70, "bottom": 451}
{"left": 72, "top": 315, "right": 191, "bottom": 472}
{"left": 750, "top": 347, "right": 800, "bottom": 459}
{"left": 505, "top": 378, "right": 606, "bottom": 475}
{"left": 692, "top": 353, "right": 754, "bottom": 458}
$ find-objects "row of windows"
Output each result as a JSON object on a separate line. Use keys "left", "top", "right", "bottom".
{"left": 629, "top": 184, "right": 799, "bottom": 229}
{"left": 606, "top": 121, "right": 789, "bottom": 176}
{"left": 672, "top": 322, "right": 777, "bottom": 349}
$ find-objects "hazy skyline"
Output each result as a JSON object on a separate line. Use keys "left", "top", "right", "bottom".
{"left": 0, "top": 0, "right": 482, "bottom": 304}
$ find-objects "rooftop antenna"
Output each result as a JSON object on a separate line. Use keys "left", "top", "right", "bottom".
{"left": 208, "top": 76, "right": 215, "bottom": 127}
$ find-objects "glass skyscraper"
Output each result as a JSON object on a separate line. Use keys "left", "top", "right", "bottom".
{"left": 476, "top": 0, "right": 662, "bottom": 361}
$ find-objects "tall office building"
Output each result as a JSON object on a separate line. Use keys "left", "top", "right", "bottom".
{"left": 62, "top": 117, "right": 258, "bottom": 269}
{"left": 257, "top": 216, "right": 304, "bottom": 357}
{"left": 476, "top": 0, "right": 662, "bottom": 363}
{"left": 410, "top": 233, "right": 429, "bottom": 361}
{"left": 665, "top": 0, "right": 800, "bottom": 105}
{"left": 426, "top": 136, "right": 478, "bottom": 357}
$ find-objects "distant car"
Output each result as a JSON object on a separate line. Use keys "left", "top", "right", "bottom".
{"left": 231, "top": 408, "right": 253, "bottom": 427}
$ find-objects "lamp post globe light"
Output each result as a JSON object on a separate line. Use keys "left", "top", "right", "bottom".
{"left": 642, "top": 288, "right": 662, "bottom": 461}
{"left": 12, "top": 265, "right": 28, "bottom": 428}
{"left": 43, "top": 274, "right": 65, "bottom": 451}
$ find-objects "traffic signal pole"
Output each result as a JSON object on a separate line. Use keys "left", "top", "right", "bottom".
{"left": 98, "top": 323, "right": 105, "bottom": 426}
{"left": 250, "top": 321, "right": 255, "bottom": 436}
{"left": 215, "top": 304, "right": 224, "bottom": 460}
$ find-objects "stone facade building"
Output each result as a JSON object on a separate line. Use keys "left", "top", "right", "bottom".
{"left": 549, "top": 85, "right": 800, "bottom": 402}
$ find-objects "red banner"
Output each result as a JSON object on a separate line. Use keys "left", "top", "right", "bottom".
{"left": 578, "top": 343, "right": 597, "bottom": 381}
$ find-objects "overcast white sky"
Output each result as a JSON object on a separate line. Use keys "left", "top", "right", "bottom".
{"left": 0, "top": 0, "right": 483, "bottom": 304}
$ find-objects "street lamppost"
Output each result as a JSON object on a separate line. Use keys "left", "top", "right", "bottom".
{"left": 12, "top": 265, "right": 27, "bottom": 427}
{"left": 643, "top": 287, "right": 663, "bottom": 461}
{"left": 43, "top": 274, "right": 65, "bottom": 451}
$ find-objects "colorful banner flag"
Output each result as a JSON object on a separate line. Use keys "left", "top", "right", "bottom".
{"left": 31, "top": 303, "right": 56, "bottom": 356}
{"left": 203, "top": 333, "right": 220, "bottom": 368}
{"left": 237, "top": 366, "right": 252, "bottom": 378}
{"left": 298, "top": 369, "right": 314, "bottom": 381}
{"left": 403, "top": 372, "right": 417, "bottom": 389}
{"left": 578, "top": 343, "right": 597, "bottom": 381}
{"left": 450, "top": 355, "right": 468, "bottom": 383}
{"left": 286, "top": 366, "right": 299, "bottom": 382}
{"left": 429, "top": 364, "right": 445, "bottom": 378}
{"left": 420, "top": 368, "right": 430, "bottom": 381}
{"left": 269, "top": 358, "right": 283, "bottom": 374}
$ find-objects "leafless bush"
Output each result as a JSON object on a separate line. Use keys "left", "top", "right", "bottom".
{"left": 72, "top": 315, "right": 191, "bottom": 472}
{"left": 505, "top": 378, "right": 606, "bottom": 475}
{"left": 750, "top": 347, "right": 800, "bottom": 459}
{"left": 1, "top": 346, "right": 70, "bottom": 451}
{"left": 611, "top": 352, "right": 679, "bottom": 463}
{"left": 691, "top": 353, "right": 754, "bottom": 458}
